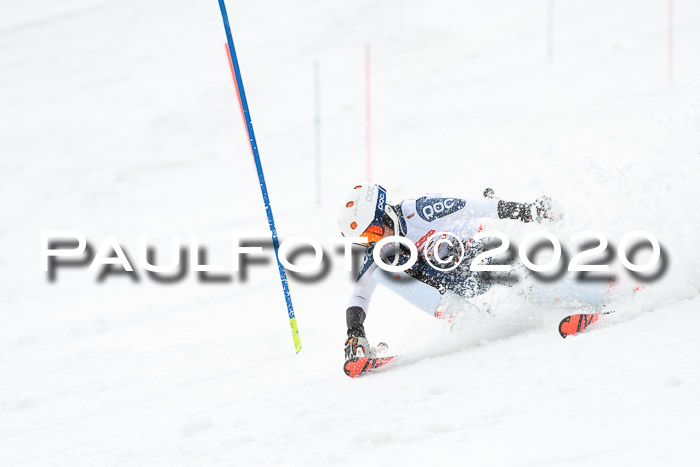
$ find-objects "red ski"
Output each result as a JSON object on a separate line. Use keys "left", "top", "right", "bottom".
{"left": 343, "top": 356, "right": 397, "bottom": 377}
{"left": 559, "top": 310, "right": 616, "bottom": 338}
{"left": 559, "top": 313, "right": 600, "bottom": 337}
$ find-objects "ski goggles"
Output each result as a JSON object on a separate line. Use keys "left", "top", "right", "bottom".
{"left": 360, "top": 222, "right": 384, "bottom": 245}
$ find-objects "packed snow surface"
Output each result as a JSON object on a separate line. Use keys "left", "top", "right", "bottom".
{"left": 2, "top": 0, "right": 700, "bottom": 465}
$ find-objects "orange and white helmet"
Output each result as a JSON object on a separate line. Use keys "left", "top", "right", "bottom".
{"left": 338, "top": 184, "right": 399, "bottom": 246}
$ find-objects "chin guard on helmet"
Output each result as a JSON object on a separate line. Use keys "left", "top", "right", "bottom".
{"left": 382, "top": 204, "right": 399, "bottom": 234}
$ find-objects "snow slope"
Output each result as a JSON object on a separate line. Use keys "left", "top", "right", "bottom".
{"left": 1, "top": 0, "right": 700, "bottom": 465}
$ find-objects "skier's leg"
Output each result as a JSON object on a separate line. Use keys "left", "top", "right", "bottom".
{"left": 372, "top": 267, "right": 442, "bottom": 316}
{"left": 370, "top": 240, "right": 496, "bottom": 326}
{"left": 371, "top": 267, "right": 481, "bottom": 325}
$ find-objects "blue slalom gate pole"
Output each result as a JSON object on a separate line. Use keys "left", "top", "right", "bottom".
{"left": 217, "top": 0, "right": 302, "bottom": 353}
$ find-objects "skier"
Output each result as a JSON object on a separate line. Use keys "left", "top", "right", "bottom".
{"left": 338, "top": 184, "right": 577, "bottom": 361}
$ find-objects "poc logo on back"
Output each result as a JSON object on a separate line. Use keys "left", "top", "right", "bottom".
{"left": 367, "top": 184, "right": 385, "bottom": 211}
{"left": 421, "top": 199, "right": 456, "bottom": 220}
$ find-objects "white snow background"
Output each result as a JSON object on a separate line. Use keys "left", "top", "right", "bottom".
{"left": 1, "top": 0, "right": 700, "bottom": 465}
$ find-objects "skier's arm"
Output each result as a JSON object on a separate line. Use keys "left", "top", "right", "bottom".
{"left": 414, "top": 194, "right": 557, "bottom": 224}
{"left": 414, "top": 196, "right": 499, "bottom": 222}
{"left": 443, "top": 195, "right": 544, "bottom": 222}
{"left": 453, "top": 197, "right": 536, "bottom": 222}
